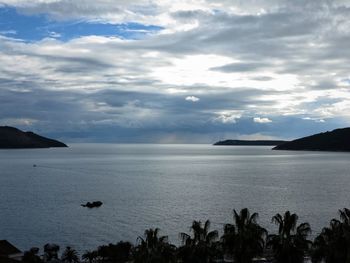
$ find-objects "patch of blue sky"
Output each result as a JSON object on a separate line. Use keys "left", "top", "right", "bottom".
{"left": 0, "top": 7, "right": 163, "bottom": 42}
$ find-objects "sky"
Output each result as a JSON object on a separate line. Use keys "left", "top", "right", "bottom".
{"left": 1, "top": 0, "right": 350, "bottom": 143}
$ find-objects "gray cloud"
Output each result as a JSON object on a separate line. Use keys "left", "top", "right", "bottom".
{"left": 211, "top": 62, "right": 268, "bottom": 73}
{"left": 1, "top": 1, "right": 350, "bottom": 142}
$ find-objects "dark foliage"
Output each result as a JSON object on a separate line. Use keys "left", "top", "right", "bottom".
{"left": 43, "top": 243, "right": 60, "bottom": 261}
{"left": 81, "top": 250, "right": 98, "bottom": 263}
{"left": 312, "top": 208, "right": 350, "bottom": 263}
{"left": 178, "top": 220, "right": 220, "bottom": 263}
{"left": 267, "top": 211, "right": 311, "bottom": 263}
{"left": 133, "top": 228, "right": 176, "bottom": 263}
{"left": 22, "top": 247, "right": 42, "bottom": 263}
{"left": 61, "top": 246, "right": 79, "bottom": 263}
{"left": 221, "top": 208, "right": 267, "bottom": 263}
{"left": 19, "top": 208, "right": 350, "bottom": 263}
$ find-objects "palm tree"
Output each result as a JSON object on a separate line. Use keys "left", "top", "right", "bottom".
{"left": 178, "top": 220, "right": 220, "bottom": 263}
{"left": 43, "top": 243, "right": 60, "bottom": 261}
{"left": 221, "top": 208, "right": 267, "bottom": 263}
{"left": 61, "top": 246, "right": 79, "bottom": 263}
{"left": 133, "top": 228, "right": 176, "bottom": 263}
{"left": 312, "top": 219, "right": 343, "bottom": 263}
{"left": 312, "top": 208, "right": 350, "bottom": 263}
{"left": 268, "top": 211, "right": 311, "bottom": 263}
{"left": 82, "top": 250, "right": 98, "bottom": 263}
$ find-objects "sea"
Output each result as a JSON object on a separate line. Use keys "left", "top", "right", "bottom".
{"left": 0, "top": 144, "right": 349, "bottom": 252}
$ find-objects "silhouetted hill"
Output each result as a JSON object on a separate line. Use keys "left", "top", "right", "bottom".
{"left": 214, "top": 140, "right": 287, "bottom": 146}
{"left": 0, "top": 126, "right": 67, "bottom": 148}
{"left": 273, "top": 127, "right": 350, "bottom": 151}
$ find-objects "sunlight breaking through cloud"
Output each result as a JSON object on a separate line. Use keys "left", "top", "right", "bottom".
{"left": 0, "top": 0, "right": 350, "bottom": 142}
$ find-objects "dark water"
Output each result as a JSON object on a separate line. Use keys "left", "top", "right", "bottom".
{"left": 0, "top": 144, "right": 349, "bottom": 252}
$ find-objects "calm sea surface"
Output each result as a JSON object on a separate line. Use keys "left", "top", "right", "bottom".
{"left": 0, "top": 144, "right": 350, "bottom": 252}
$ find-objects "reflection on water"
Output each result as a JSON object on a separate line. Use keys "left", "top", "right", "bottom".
{"left": 0, "top": 144, "right": 349, "bottom": 251}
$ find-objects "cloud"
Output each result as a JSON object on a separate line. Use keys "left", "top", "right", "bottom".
{"left": 48, "top": 31, "right": 61, "bottom": 38}
{"left": 211, "top": 62, "right": 268, "bottom": 73}
{"left": 303, "top": 117, "right": 325, "bottom": 123}
{"left": 0, "top": 1, "right": 350, "bottom": 142}
{"left": 0, "top": 30, "right": 16, "bottom": 35}
{"left": 253, "top": 117, "right": 272, "bottom": 123}
{"left": 213, "top": 110, "right": 242, "bottom": 124}
{"left": 185, "top": 96, "right": 199, "bottom": 102}
{"left": 238, "top": 133, "right": 279, "bottom": 140}
{"left": 0, "top": 118, "right": 38, "bottom": 126}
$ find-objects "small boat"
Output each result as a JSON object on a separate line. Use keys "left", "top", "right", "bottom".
{"left": 81, "top": 201, "right": 103, "bottom": 208}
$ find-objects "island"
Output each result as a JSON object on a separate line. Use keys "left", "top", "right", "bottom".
{"left": 0, "top": 126, "right": 67, "bottom": 149}
{"left": 214, "top": 140, "right": 287, "bottom": 146}
{"left": 273, "top": 127, "right": 350, "bottom": 151}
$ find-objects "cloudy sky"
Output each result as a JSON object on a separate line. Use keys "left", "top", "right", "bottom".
{"left": 1, "top": 0, "right": 350, "bottom": 143}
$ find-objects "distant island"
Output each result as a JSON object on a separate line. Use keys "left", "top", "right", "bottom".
{"left": 0, "top": 126, "right": 67, "bottom": 149}
{"left": 214, "top": 140, "right": 287, "bottom": 146}
{"left": 273, "top": 127, "right": 350, "bottom": 152}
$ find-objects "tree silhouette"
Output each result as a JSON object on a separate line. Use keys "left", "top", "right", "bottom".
{"left": 23, "top": 207, "right": 350, "bottom": 262}
{"left": 312, "top": 208, "right": 350, "bottom": 263}
{"left": 107, "top": 241, "right": 133, "bottom": 263}
{"left": 82, "top": 250, "right": 98, "bottom": 263}
{"left": 22, "top": 247, "right": 43, "bottom": 263}
{"left": 221, "top": 208, "right": 267, "bottom": 263}
{"left": 178, "top": 220, "right": 220, "bottom": 263}
{"left": 97, "top": 245, "right": 110, "bottom": 262}
{"left": 268, "top": 211, "right": 311, "bottom": 263}
{"left": 133, "top": 228, "right": 176, "bottom": 263}
{"left": 61, "top": 246, "right": 79, "bottom": 263}
{"left": 43, "top": 243, "right": 60, "bottom": 261}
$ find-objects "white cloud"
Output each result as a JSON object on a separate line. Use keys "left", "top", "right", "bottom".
{"left": 48, "top": 31, "right": 61, "bottom": 38}
{"left": 3, "top": 0, "right": 344, "bottom": 33}
{"left": 185, "top": 96, "right": 199, "bottom": 102}
{"left": 0, "top": 30, "right": 17, "bottom": 35}
{"left": 302, "top": 117, "right": 326, "bottom": 123}
{"left": 253, "top": 117, "right": 272, "bottom": 123}
{"left": 1, "top": 1, "right": 350, "bottom": 141}
{"left": 151, "top": 55, "right": 234, "bottom": 87}
{"left": 213, "top": 110, "right": 242, "bottom": 124}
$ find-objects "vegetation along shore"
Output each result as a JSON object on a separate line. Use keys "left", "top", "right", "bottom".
{"left": 5, "top": 208, "right": 350, "bottom": 263}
